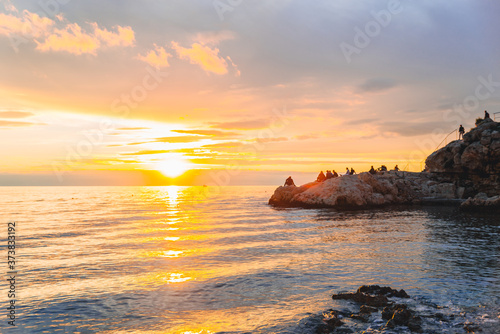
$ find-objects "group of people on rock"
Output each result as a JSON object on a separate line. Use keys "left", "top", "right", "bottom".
{"left": 316, "top": 170, "right": 340, "bottom": 182}
{"left": 368, "top": 164, "right": 398, "bottom": 174}
{"left": 316, "top": 167, "right": 357, "bottom": 182}
{"left": 284, "top": 164, "right": 401, "bottom": 186}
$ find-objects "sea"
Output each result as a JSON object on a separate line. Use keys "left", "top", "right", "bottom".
{"left": 0, "top": 186, "right": 498, "bottom": 334}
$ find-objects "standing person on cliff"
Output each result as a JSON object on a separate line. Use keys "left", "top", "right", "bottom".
{"left": 459, "top": 125, "right": 465, "bottom": 140}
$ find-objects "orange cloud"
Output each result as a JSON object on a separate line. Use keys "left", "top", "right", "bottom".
{"left": 0, "top": 120, "right": 43, "bottom": 127}
{"left": 0, "top": 4, "right": 135, "bottom": 55}
{"left": 0, "top": 111, "right": 34, "bottom": 118}
{"left": 0, "top": 10, "right": 54, "bottom": 38}
{"left": 92, "top": 23, "right": 135, "bottom": 47}
{"left": 36, "top": 23, "right": 135, "bottom": 55}
{"left": 137, "top": 44, "right": 171, "bottom": 68}
{"left": 172, "top": 41, "right": 228, "bottom": 75}
{"left": 36, "top": 23, "right": 100, "bottom": 55}
{"left": 193, "top": 30, "right": 236, "bottom": 45}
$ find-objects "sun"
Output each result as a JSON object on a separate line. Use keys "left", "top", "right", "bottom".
{"left": 157, "top": 157, "right": 190, "bottom": 178}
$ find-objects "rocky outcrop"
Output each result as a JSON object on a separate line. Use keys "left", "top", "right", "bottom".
{"left": 425, "top": 118, "right": 500, "bottom": 197}
{"left": 269, "top": 120, "right": 499, "bottom": 210}
{"left": 269, "top": 171, "right": 460, "bottom": 209}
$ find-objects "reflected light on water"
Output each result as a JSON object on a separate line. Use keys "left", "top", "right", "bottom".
{"left": 165, "top": 186, "right": 181, "bottom": 207}
{"left": 166, "top": 273, "right": 192, "bottom": 283}
{"left": 161, "top": 250, "right": 183, "bottom": 257}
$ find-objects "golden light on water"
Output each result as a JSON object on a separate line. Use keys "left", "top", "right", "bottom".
{"left": 165, "top": 273, "right": 192, "bottom": 283}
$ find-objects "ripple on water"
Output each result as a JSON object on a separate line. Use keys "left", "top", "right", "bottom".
{"left": 0, "top": 186, "right": 498, "bottom": 333}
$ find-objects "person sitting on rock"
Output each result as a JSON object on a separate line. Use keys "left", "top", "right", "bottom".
{"left": 458, "top": 124, "right": 465, "bottom": 140}
{"left": 484, "top": 110, "right": 490, "bottom": 119}
{"left": 332, "top": 170, "right": 339, "bottom": 177}
{"left": 369, "top": 166, "right": 377, "bottom": 174}
{"left": 394, "top": 165, "right": 399, "bottom": 171}
{"left": 325, "top": 170, "right": 333, "bottom": 179}
{"left": 345, "top": 167, "right": 350, "bottom": 176}
{"left": 317, "top": 171, "right": 326, "bottom": 182}
{"left": 380, "top": 165, "right": 387, "bottom": 172}
{"left": 350, "top": 167, "right": 356, "bottom": 175}
{"left": 284, "top": 176, "right": 295, "bottom": 187}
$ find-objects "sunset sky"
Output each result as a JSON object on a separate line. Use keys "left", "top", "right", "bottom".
{"left": 1, "top": 0, "right": 499, "bottom": 185}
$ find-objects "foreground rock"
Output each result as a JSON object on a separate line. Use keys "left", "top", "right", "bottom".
{"left": 460, "top": 193, "right": 500, "bottom": 212}
{"left": 269, "top": 119, "right": 500, "bottom": 210}
{"left": 315, "top": 285, "right": 488, "bottom": 333}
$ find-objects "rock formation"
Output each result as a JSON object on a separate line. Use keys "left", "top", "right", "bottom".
{"left": 269, "top": 119, "right": 500, "bottom": 211}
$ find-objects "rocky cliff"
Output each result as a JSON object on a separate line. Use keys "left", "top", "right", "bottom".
{"left": 425, "top": 118, "right": 500, "bottom": 197}
{"left": 269, "top": 119, "right": 500, "bottom": 211}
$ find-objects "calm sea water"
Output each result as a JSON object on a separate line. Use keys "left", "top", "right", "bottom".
{"left": 0, "top": 186, "right": 498, "bottom": 333}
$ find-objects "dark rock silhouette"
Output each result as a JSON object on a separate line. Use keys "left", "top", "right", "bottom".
{"left": 269, "top": 120, "right": 500, "bottom": 211}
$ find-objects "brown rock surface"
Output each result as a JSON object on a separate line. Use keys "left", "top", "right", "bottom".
{"left": 269, "top": 120, "right": 499, "bottom": 210}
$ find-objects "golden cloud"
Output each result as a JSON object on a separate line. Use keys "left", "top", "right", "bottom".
{"left": 0, "top": 4, "right": 135, "bottom": 55}
{"left": 0, "top": 11, "right": 54, "bottom": 38}
{"left": 172, "top": 41, "right": 228, "bottom": 75}
{"left": 92, "top": 23, "right": 135, "bottom": 47}
{"left": 36, "top": 23, "right": 100, "bottom": 55}
{"left": 137, "top": 44, "right": 172, "bottom": 68}
{"left": 36, "top": 23, "right": 135, "bottom": 55}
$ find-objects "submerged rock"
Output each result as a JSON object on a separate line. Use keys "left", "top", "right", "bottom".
{"left": 331, "top": 285, "right": 409, "bottom": 307}
{"left": 325, "top": 285, "right": 485, "bottom": 333}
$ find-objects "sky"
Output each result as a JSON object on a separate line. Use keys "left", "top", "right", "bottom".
{"left": 1, "top": 0, "right": 499, "bottom": 186}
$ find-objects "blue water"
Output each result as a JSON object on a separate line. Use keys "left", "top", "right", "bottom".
{"left": 0, "top": 186, "right": 498, "bottom": 333}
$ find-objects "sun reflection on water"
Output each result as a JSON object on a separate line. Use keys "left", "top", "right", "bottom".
{"left": 161, "top": 250, "right": 184, "bottom": 257}
{"left": 165, "top": 273, "right": 192, "bottom": 283}
{"left": 165, "top": 186, "right": 181, "bottom": 207}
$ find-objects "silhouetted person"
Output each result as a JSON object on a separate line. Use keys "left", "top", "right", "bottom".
{"left": 284, "top": 176, "right": 295, "bottom": 186}
{"left": 369, "top": 166, "right": 376, "bottom": 174}
{"left": 458, "top": 124, "right": 465, "bottom": 140}
{"left": 326, "top": 170, "right": 333, "bottom": 179}
{"left": 317, "top": 171, "right": 326, "bottom": 182}
{"left": 350, "top": 168, "right": 355, "bottom": 175}
{"left": 394, "top": 165, "right": 399, "bottom": 171}
{"left": 332, "top": 170, "right": 339, "bottom": 178}
{"left": 345, "top": 167, "right": 350, "bottom": 176}
{"left": 484, "top": 110, "right": 490, "bottom": 119}
{"left": 380, "top": 165, "right": 387, "bottom": 172}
